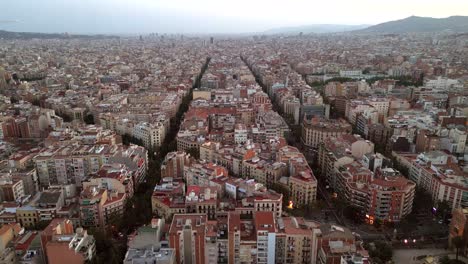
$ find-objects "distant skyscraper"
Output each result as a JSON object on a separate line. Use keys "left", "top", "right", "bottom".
{"left": 210, "top": 37, "right": 214, "bottom": 44}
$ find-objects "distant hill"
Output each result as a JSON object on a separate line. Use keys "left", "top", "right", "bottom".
{"left": 0, "top": 30, "right": 118, "bottom": 39}
{"left": 264, "top": 24, "right": 370, "bottom": 34}
{"left": 358, "top": 16, "right": 468, "bottom": 33}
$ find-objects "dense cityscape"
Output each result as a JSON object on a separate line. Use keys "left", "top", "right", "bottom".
{"left": 1, "top": 16, "right": 468, "bottom": 264}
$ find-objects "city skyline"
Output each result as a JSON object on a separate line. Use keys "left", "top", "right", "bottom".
{"left": 1, "top": 1, "right": 468, "bottom": 263}
{"left": 1, "top": 0, "right": 468, "bottom": 34}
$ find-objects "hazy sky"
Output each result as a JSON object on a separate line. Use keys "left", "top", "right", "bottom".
{"left": 1, "top": 0, "right": 467, "bottom": 34}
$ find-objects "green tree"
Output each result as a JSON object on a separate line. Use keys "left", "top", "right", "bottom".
{"left": 84, "top": 114, "right": 95, "bottom": 125}
{"left": 398, "top": 214, "right": 418, "bottom": 234}
{"left": 307, "top": 80, "right": 324, "bottom": 87}
{"left": 30, "top": 220, "right": 52, "bottom": 231}
{"left": 31, "top": 98, "right": 41, "bottom": 106}
{"left": 89, "top": 228, "right": 123, "bottom": 264}
{"left": 324, "top": 77, "right": 354, "bottom": 84}
{"left": 186, "top": 147, "right": 200, "bottom": 159}
{"left": 56, "top": 112, "right": 72, "bottom": 122}
{"left": 452, "top": 236, "right": 464, "bottom": 261}
{"left": 367, "top": 241, "right": 393, "bottom": 264}
{"left": 373, "top": 218, "right": 382, "bottom": 229}
{"left": 436, "top": 200, "right": 452, "bottom": 219}
{"left": 439, "top": 256, "right": 451, "bottom": 264}
{"left": 343, "top": 205, "right": 365, "bottom": 224}
{"left": 411, "top": 187, "right": 434, "bottom": 214}
{"left": 437, "top": 255, "right": 464, "bottom": 264}
{"left": 122, "top": 134, "right": 144, "bottom": 146}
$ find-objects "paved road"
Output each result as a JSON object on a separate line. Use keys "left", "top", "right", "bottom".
{"left": 393, "top": 249, "right": 468, "bottom": 264}
{"left": 393, "top": 249, "right": 449, "bottom": 264}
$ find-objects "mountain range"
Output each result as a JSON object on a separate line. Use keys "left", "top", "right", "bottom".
{"left": 0, "top": 16, "right": 467, "bottom": 38}
{"left": 265, "top": 16, "right": 468, "bottom": 34}
{"left": 0, "top": 30, "right": 117, "bottom": 40}
{"left": 263, "top": 24, "right": 370, "bottom": 34}
{"left": 358, "top": 16, "right": 468, "bottom": 33}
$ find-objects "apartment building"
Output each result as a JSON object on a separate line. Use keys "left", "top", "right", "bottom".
{"left": 151, "top": 177, "right": 186, "bottom": 220}
{"left": 449, "top": 208, "right": 468, "bottom": 256}
{"left": 184, "top": 161, "right": 228, "bottom": 187}
{"left": 336, "top": 161, "right": 415, "bottom": 222}
{"left": 228, "top": 212, "right": 241, "bottom": 264}
{"left": 161, "top": 151, "right": 193, "bottom": 179}
{"left": 185, "top": 186, "right": 218, "bottom": 220}
{"left": 234, "top": 123, "right": 249, "bottom": 144}
{"left": 82, "top": 163, "right": 135, "bottom": 198}
{"left": 253, "top": 191, "right": 283, "bottom": 218}
{"left": 397, "top": 151, "right": 468, "bottom": 210}
{"left": 254, "top": 211, "right": 276, "bottom": 264}
{"left": 289, "top": 172, "right": 317, "bottom": 207}
{"left": 277, "top": 146, "right": 317, "bottom": 206}
{"left": 275, "top": 217, "right": 317, "bottom": 263}
{"left": 169, "top": 214, "right": 207, "bottom": 264}
{"left": 35, "top": 144, "right": 147, "bottom": 188}
{"left": 41, "top": 219, "right": 95, "bottom": 264}
{"left": 79, "top": 186, "right": 126, "bottom": 228}
{"left": 0, "top": 176, "right": 25, "bottom": 202}
{"left": 313, "top": 224, "right": 368, "bottom": 264}
{"left": 318, "top": 135, "right": 374, "bottom": 189}
{"left": 301, "top": 117, "right": 352, "bottom": 148}
{"left": 124, "top": 248, "right": 175, "bottom": 264}
{"left": 355, "top": 109, "right": 379, "bottom": 137}
{"left": 133, "top": 121, "right": 166, "bottom": 149}
{"left": 0, "top": 223, "right": 22, "bottom": 263}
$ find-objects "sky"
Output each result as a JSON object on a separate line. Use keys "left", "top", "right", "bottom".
{"left": 1, "top": 0, "right": 467, "bottom": 34}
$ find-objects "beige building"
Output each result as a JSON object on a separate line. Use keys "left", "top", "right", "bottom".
{"left": 275, "top": 217, "right": 318, "bottom": 264}
{"left": 397, "top": 151, "right": 468, "bottom": 210}
{"left": 133, "top": 121, "right": 167, "bottom": 149}
{"left": 16, "top": 206, "right": 39, "bottom": 228}
{"left": 289, "top": 173, "right": 317, "bottom": 207}
{"left": 277, "top": 146, "right": 318, "bottom": 206}
{"left": 0, "top": 223, "right": 21, "bottom": 264}
{"left": 301, "top": 117, "right": 352, "bottom": 148}
{"left": 192, "top": 90, "right": 211, "bottom": 100}
{"left": 0, "top": 223, "right": 21, "bottom": 252}
{"left": 318, "top": 134, "right": 374, "bottom": 189}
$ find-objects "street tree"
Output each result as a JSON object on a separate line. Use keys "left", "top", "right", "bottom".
{"left": 452, "top": 236, "right": 464, "bottom": 261}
